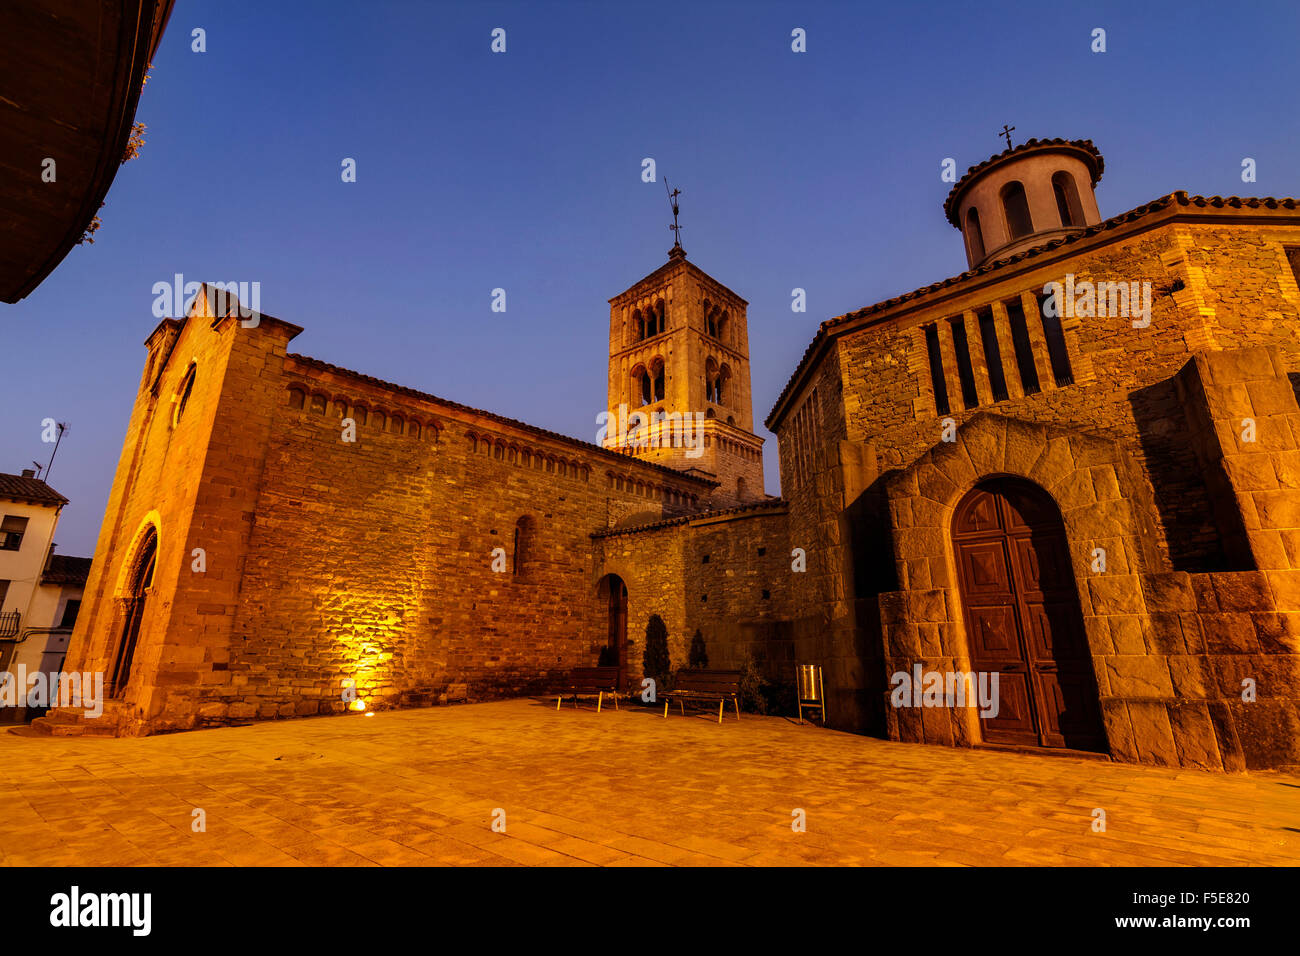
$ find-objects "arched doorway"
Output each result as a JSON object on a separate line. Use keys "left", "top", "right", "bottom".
{"left": 108, "top": 527, "right": 158, "bottom": 698}
{"left": 952, "top": 477, "right": 1105, "bottom": 752}
{"left": 595, "top": 574, "right": 628, "bottom": 690}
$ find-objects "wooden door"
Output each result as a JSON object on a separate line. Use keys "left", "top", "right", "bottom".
{"left": 953, "top": 479, "right": 1105, "bottom": 751}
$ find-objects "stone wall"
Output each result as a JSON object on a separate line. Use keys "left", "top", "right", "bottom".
{"left": 771, "top": 215, "right": 1300, "bottom": 767}
{"left": 592, "top": 503, "right": 792, "bottom": 688}
{"left": 42, "top": 295, "right": 299, "bottom": 736}
{"left": 44, "top": 295, "right": 724, "bottom": 735}
{"left": 872, "top": 363, "right": 1300, "bottom": 771}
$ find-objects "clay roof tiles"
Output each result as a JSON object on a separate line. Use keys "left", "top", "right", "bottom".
{"left": 42, "top": 554, "right": 92, "bottom": 586}
{"left": 590, "top": 496, "right": 787, "bottom": 538}
{"left": 0, "top": 472, "right": 68, "bottom": 506}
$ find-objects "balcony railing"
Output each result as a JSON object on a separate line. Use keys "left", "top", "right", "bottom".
{"left": 0, "top": 610, "right": 20, "bottom": 639}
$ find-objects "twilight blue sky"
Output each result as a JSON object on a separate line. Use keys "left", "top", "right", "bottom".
{"left": 4, "top": 0, "right": 1299, "bottom": 556}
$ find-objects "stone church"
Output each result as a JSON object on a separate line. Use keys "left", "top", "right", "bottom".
{"left": 39, "top": 138, "right": 1300, "bottom": 772}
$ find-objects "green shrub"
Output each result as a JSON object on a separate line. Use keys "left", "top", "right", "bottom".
{"left": 688, "top": 629, "right": 709, "bottom": 668}
{"left": 642, "top": 615, "right": 671, "bottom": 692}
{"left": 737, "top": 656, "right": 796, "bottom": 716}
{"left": 737, "top": 656, "right": 768, "bottom": 714}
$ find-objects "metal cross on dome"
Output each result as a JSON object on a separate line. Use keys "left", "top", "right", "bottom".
{"left": 1000, "top": 124, "right": 1016, "bottom": 150}
{"left": 665, "top": 179, "right": 682, "bottom": 250}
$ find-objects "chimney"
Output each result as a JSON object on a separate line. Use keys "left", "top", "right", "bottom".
{"left": 21, "top": 468, "right": 35, "bottom": 478}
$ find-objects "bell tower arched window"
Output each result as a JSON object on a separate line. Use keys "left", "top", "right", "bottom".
{"left": 1052, "top": 171, "right": 1083, "bottom": 228}
{"left": 966, "top": 208, "right": 985, "bottom": 262}
{"left": 633, "top": 365, "right": 652, "bottom": 407}
{"left": 1000, "top": 181, "right": 1033, "bottom": 239}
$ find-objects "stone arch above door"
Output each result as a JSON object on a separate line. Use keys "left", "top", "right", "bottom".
{"left": 885, "top": 413, "right": 1155, "bottom": 598}
{"left": 876, "top": 413, "right": 1154, "bottom": 752}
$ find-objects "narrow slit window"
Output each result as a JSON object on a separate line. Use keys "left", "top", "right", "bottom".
{"left": 976, "top": 306, "right": 1008, "bottom": 402}
{"left": 1285, "top": 246, "right": 1300, "bottom": 290}
{"left": 924, "top": 324, "right": 950, "bottom": 416}
{"left": 1004, "top": 300, "right": 1040, "bottom": 395}
{"left": 948, "top": 317, "right": 979, "bottom": 409}
{"left": 1037, "top": 293, "right": 1075, "bottom": 386}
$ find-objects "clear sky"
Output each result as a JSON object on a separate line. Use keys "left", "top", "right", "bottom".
{"left": 4, "top": 0, "right": 1298, "bottom": 557}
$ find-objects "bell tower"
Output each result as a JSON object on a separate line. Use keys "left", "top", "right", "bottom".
{"left": 605, "top": 245, "right": 765, "bottom": 507}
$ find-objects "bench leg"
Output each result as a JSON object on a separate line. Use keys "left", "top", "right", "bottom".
{"left": 718, "top": 700, "right": 724, "bottom": 724}
{"left": 613, "top": 692, "right": 619, "bottom": 711}
{"left": 597, "top": 691, "right": 603, "bottom": 714}
{"left": 663, "top": 698, "right": 668, "bottom": 718}
{"left": 680, "top": 701, "right": 685, "bottom": 716}
{"left": 556, "top": 695, "right": 562, "bottom": 711}
{"left": 734, "top": 698, "right": 741, "bottom": 720}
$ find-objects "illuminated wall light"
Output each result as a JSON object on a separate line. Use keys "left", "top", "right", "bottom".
{"left": 350, "top": 699, "right": 367, "bottom": 712}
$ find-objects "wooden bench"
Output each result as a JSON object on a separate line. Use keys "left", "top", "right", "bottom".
{"left": 555, "top": 666, "right": 620, "bottom": 712}
{"left": 662, "top": 669, "right": 741, "bottom": 723}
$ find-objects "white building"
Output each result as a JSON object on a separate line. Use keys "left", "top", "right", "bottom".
{"left": 0, "top": 470, "right": 89, "bottom": 723}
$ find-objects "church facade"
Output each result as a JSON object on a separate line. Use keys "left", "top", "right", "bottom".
{"left": 38, "top": 138, "right": 1300, "bottom": 771}
{"left": 767, "top": 139, "right": 1300, "bottom": 771}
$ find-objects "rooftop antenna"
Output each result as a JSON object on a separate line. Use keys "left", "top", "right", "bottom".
{"left": 30, "top": 461, "right": 43, "bottom": 479}
{"left": 999, "top": 124, "right": 1016, "bottom": 150}
{"left": 44, "top": 422, "right": 68, "bottom": 484}
{"left": 665, "top": 178, "right": 684, "bottom": 256}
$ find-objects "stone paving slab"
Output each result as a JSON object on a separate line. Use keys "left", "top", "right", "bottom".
{"left": 2, "top": 699, "right": 1297, "bottom": 867}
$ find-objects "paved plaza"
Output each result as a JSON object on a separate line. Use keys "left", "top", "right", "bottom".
{"left": 2, "top": 699, "right": 1297, "bottom": 866}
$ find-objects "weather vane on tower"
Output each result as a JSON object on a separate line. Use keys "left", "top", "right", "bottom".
{"left": 665, "top": 178, "right": 684, "bottom": 257}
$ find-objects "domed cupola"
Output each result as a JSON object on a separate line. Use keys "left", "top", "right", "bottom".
{"left": 945, "top": 137, "right": 1105, "bottom": 270}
